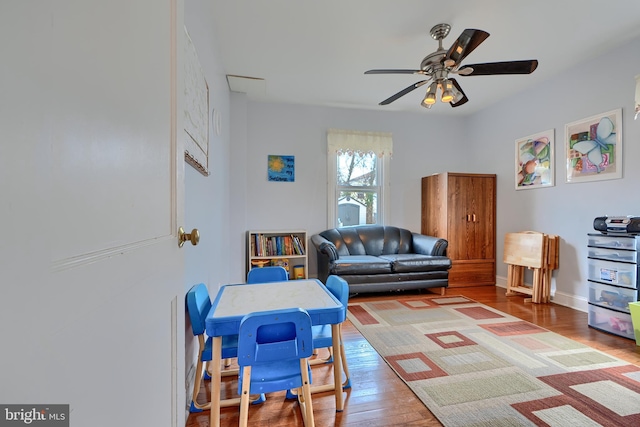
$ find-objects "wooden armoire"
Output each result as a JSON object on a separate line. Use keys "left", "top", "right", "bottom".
{"left": 421, "top": 172, "right": 496, "bottom": 287}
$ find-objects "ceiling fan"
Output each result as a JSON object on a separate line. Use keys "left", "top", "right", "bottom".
{"left": 365, "top": 23, "right": 538, "bottom": 109}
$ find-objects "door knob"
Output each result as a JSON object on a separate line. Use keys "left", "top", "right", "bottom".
{"left": 178, "top": 227, "right": 200, "bottom": 248}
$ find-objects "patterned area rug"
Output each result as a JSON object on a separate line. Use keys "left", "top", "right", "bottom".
{"left": 347, "top": 295, "right": 640, "bottom": 427}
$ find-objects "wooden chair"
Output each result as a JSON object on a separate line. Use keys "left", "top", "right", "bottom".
{"left": 237, "top": 308, "right": 315, "bottom": 427}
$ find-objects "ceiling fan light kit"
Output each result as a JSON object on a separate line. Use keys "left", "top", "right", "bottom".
{"left": 422, "top": 81, "right": 438, "bottom": 106}
{"left": 365, "top": 23, "right": 538, "bottom": 109}
{"left": 440, "top": 79, "right": 455, "bottom": 103}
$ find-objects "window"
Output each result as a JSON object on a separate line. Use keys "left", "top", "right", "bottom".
{"left": 327, "top": 129, "right": 392, "bottom": 228}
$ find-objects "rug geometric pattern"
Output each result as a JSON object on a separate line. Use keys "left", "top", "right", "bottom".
{"left": 348, "top": 296, "right": 640, "bottom": 427}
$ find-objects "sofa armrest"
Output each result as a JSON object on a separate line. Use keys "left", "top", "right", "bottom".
{"left": 412, "top": 233, "right": 448, "bottom": 256}
{"left": 311, "top": 234, "right": 339, "bottom": 261}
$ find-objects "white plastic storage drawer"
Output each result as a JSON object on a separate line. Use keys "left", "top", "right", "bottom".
{"left": 587, "top": 247, "right": 638, "bottom": 263}
{"left": 588, "top": 234, "right": 640, "bottom": 251}
{"left": 587, "top": 258, "right": 637, "bottom": 289}
{"left": 588, "top": 304, "right": 635, "bottom": 339}
{"left": 588, "top": 281, "right": 638, "bottom": 313}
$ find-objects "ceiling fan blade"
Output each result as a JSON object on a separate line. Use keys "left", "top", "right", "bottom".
{"left": 365, "top": 69, "right": 424, "bottom": 75}
{"left": 458, "top": 60, "right": 538, "bottom": 76}
{"left": 448, "top": 78, "right": 468, "bottom": 108}
{"left": 445, "top": 29, "right": 490, "bottom": 67}
{"left": 379, "top": 80, "right": 429, "bottom": 105}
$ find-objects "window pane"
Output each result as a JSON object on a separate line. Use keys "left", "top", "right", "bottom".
{"left": 337, "top": 152, "right": 377, "bottom": 186}
{"left": 337, "top": 191, "right": 377, "bottom": 227}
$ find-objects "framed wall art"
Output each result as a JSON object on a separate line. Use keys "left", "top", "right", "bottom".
{"left": 267, "top": 155, "right": 295, "bottom": 182}
{"left": 565, "top": 108, "right": 622, "bottom": 183}
{"left": 515, "top": 129, "right": 554, "bottom": 190}
{"left": 184, "top": 26, "right": 210, "bottom": 176}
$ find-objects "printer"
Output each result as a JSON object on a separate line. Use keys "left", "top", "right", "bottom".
{"left": 593, "top": 216, "right": 640, "bottom": 235}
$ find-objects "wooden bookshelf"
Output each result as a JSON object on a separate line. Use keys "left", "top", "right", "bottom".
{"left": 247, "top": 230, "right": 308, "bottom": 280}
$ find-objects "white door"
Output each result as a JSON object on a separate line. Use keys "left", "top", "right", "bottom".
{"left": 1, "top": 1, "right": 188, "bottom": 426}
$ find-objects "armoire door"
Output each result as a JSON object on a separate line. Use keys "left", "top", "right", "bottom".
{"left": 452, "top": 174, "right": 496, "bottom": 260}
{"left": 422, "top": 172, "right": 496, "bottom": 287}
{"left": 447, "top": 173, "right": 496, "bottom": 286}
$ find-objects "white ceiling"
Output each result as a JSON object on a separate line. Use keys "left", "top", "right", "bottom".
{"left": 210, "top": 0, "right": 640, "bottom": 115}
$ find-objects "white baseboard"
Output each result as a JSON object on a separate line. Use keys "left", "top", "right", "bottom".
{"left": 495, "top": 275, "right": 588, "bottom": 313}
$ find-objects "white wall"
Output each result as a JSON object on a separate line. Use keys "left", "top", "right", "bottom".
{"left": 184, "top": 0, "right": 232, "bottom": 293}
{"left": 229, "top": 92, "right": 250, "bottom": 286}
{"left": 229, "top": 100, "right": 468, "bottom": 282}
{"left": 467, "top": 35, "right": 640, "bottom": 310}
{"left": 230, "top": 35, "right": 640, "bottom": 313}
{"left": 183, "top": 0, "right": 232, "bottom": 414}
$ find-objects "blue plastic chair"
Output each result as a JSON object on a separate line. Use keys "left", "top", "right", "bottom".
{"left": 247, "top": 266, "right": 289, "bottom": 283}
{"left": 237, "top": 308, "right": 316, "bottom": 427}
{"left": 309, "top": 275, "right": 351, "bottom": 389}
{"left": 238, "top": 265, "right": 289, "bottom": 384}
{"left": 186, "top": 284, "right": 243, "bottom": 413}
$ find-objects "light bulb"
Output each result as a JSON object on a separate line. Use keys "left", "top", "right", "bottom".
{"left": 423, "top": 93, "right": 436, "bottom": 105}
{"left": 421, "top": 81, "right": 439, "bottom": 107}
{"left": 441, "top": 79, "right": 454, "bottom": 103}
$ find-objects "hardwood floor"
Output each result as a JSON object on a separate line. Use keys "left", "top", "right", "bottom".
{"left": 185, "top": 285, "right": 640, "bottom": 427}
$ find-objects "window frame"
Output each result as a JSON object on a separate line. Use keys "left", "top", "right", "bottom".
{"left": 327, "top": 151, "right": 390, "bottom": 229}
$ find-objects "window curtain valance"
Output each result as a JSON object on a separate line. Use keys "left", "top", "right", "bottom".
{"left": 327, "top": 128, "right": 393, "bottom": 157}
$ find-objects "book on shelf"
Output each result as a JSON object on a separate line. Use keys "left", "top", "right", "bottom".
{"left": 251, "top": 233, "right": 305, "bottom": 257}
{"left": 291, "top": 234, "right": 305, "bottom": 255}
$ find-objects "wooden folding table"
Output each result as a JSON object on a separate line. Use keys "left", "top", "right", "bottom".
{"left": 504, "top": 231, "right": 559, "bottom": 303}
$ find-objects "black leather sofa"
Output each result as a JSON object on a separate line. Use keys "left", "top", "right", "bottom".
{"left": 311, "top": 225, "right": 451, "bottom": 294}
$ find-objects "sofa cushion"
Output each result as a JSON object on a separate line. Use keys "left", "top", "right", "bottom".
{"left": 338, "top": 270, "right": 450, "bottom": 283}
{"left": 319, "top": 225, "right": 415, "bottom": 257}
{"left": 378, "top": 254, "right": 452, "bottom": 273}
{"left": 329, "top": 255, "right": 392, "bottom": 275}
